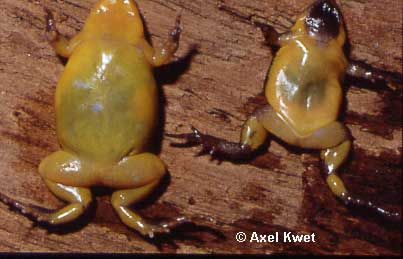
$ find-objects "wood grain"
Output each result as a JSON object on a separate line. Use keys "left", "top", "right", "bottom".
{"left": 0, "top": 0, "right": 401, "bottom": 254}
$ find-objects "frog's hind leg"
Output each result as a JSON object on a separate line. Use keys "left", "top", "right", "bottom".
{"left": 321, "top": 141, "right": 400, "bottom": 221}
{"left": 256, "top": 105, "right": 400, "bottom": 220}
{"left": 39, "top": 151, "right": 93, "bottom": 224}
{"left": 39, "top": 179, "right": 92, "bottom": 225}
{"left": 0, "top": 150, "right": 92, "bottom": 225}
{"left": 45, "top": 8, "right": 82, "bottom": 58}
{"left": 111, "top": 181, "right": 188, "bottom": 238}
{"left": 166, "top": 113, "right": 268, "bottom": 161}
{"left": 166, "top": 104, "right": 348, "bottom": 160}
{"left": 107, "top": 153, "right": 188, "bottom": 238}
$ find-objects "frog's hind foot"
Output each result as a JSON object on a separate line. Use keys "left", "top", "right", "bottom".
{"left": 139, "top": 214, "right": 219, "bottom": 239}
{"left": 111, "top": 179, "right": 192, "bottom": 238}
{"left": 0, "top": 180, "right": 92, "bottom": 227}
{"left": 141, "top": 216, "right": 191, "bottom": 239}
{"left": 339, "top": 191, "right": 400, "bottom": 222}
{"left": 166, "top": 126, "right": 202, "bottom": 147}
{"left": 327, "top": 173, "right": 400, "bottom": 222}
{"left": 166, "top": 126, "right": 253, "bottom": 161}
{"left": 0, "top": 191, "right": 67, "bottom": 226}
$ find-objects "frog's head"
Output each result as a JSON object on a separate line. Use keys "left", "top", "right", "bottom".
{"left": 304, "top": 0, "right": 346, "bottom": 45}
{"left": 81, "top": 0, "right": 144, "bottom": 43}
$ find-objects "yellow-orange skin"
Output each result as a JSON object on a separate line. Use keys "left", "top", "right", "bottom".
{"left": 54, "top": 0, "right": 156, "bottom": 173}
{"left": 239, "top": 6, "right": 350, "bottom": 199}
{"left": 38, "top": 0, "right": 181, "bottom": 237}
{"left": 170, "top": 0, "right": 397, "bottom": 222}
{"left": 266, "top": 15, "right": 348, "bottom": 137}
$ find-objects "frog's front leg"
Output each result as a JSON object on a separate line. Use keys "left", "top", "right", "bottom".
{"left": 254, "top": 22, "right": 292, "bottom": 47}
{"left": 138, "top": 14, "right": 182, "bottom": 67}
{"left": 346, "top": 61, "right": 400, "bottom": 90}
{"left": 347, "top": 62, "right": 386, "bottom": 83}
{"left": 107, "top": 153, "right": 189, "bottom": 238}
{"left": 45, "top": 8, "right": 82, "bottom": 58}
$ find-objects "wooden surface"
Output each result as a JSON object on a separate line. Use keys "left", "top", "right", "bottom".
{"left": 0, "top": 0, "right": 401, "bottom": 254}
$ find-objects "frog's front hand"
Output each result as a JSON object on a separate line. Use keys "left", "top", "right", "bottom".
{"left": 166, "top": 126, "right": 253, "bottom": 161}
{"left": 347, "top": 62, "right": 401, "bottom": 91}
{"left": 254, "top": 21, "right": 292, "bottom": 48}
{"left": 44, "top": 7, "right": 57, "bottom": 41}
{"left": 169, "top": 12, "right": 182, "bottom": 44}
{"left": 140, "top": 12, "right": 182, "bottom": 67}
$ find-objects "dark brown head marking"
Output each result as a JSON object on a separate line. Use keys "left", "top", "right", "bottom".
{"left": 305, "top": 0, "right": 341, "bottom": 40}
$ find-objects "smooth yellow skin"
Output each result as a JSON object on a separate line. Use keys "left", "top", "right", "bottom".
{"left": 266, "top": 15, "right": 348, "bottom": 137}
{"left": 240, "top": 116, "right": 268, "bottom": 150}
{"left": 240, "top": 5, "right": 352, "bottom": 200}
{"left": 322, "top": 140, "right": 351, "bottom": 197}
{"left": 39, "top": 0, "right": 180, "bottom": 237}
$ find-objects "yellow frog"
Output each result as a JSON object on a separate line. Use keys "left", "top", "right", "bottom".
{"left": 169, "top": 0, "right": 399, "bottom": 221}
{"left": 1, "top": 0, "right": 185, "bottom": 238}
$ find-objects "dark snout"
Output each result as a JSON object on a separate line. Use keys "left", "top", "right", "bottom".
{"left": 305, "top": 0, "right": 342, "bottom": 40}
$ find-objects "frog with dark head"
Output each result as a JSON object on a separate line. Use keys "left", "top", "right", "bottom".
{"left": 168, "top": 0, "right": 400, "bottom": 221}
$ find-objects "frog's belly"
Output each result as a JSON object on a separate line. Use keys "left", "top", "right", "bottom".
{"left": 265, "top": 46, "right": 343, "bottom": 137}
{"left": 55, "top": 42, "right": 157, "bottom": 163}
{"left": 268, "top": 95, "right": 341, "bottom": 137}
